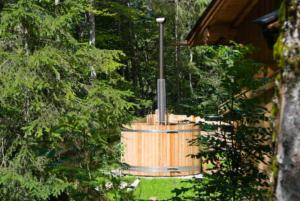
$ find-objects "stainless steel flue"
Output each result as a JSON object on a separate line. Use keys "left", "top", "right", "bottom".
{"left": 156, "top": 17, "right": 167, "bottom": 124}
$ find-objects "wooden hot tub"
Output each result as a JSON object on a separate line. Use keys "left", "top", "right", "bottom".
{"left": 121, "top": 119, "right": 201, "bottom": 177}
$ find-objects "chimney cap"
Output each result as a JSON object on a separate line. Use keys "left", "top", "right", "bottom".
{"left": 156, "top": 17, "right": 166, "bottom": 23}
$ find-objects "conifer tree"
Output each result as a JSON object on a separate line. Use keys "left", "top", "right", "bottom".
{"left": 0, "top": 0, "right": 133, "bottom": 200}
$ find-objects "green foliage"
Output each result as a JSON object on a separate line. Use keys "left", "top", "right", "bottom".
{"left": 151, "top": 0, "right": 211, "bottom": 113}
{"left": 196, "top": 103, "right": 272, "bottom": 200}
{"left": 96, "top": 0, "right": 211, "bottom": 115}
{"left": 173, "top": 44, "right": 272, "bottom": 200}
{"left": 0, "top": 0, "right": 134, "bottom": 200}
{"left": 0, "top": 145, "right": 70, "bottom": 201}
{"left": 180, "top": 43, "right": 264, "bottom": 116}
{"left": 0, "top": 0, "right": 274, "bottom": 200}
{"left": 95, "top": 0, "right": 158, "bottom": 115}
{"left": 274, "top": 1, "right": 285, "bottom": 68}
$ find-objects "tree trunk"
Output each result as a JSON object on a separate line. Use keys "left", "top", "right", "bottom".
{"left": 125, "top": 1, "right": 139, "bottom": 96}
{"left": 189, "top": 49, "right": 194, "bottom": 94}
{"left": 276, "top": 1, "right": 300, "bottom": 200}
{"left": 89, "top": 0, "right": 96, "bottom": 79}
{"left": 0, "top": 1, "right": 4, "bottom": 11}
{"left": 89, "top": 0, "right": 96, "bottom": 47}
{"left": 175, "top": 0, "right": 180, "bottom": 109}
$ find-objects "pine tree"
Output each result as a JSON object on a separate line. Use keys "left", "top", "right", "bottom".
{"left": 0, "top": 0, "right": 133, "bottom": 200}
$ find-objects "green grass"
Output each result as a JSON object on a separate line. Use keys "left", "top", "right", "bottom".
{"left": 133, "top": 178, "right": 194, "bottom": 201}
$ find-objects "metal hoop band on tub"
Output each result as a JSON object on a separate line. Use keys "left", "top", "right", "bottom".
{"left": 122, "top": 128, "right": 201, "bottom": 134}
{"left": 125, "top": 165, "right": 200, "bottom": 173}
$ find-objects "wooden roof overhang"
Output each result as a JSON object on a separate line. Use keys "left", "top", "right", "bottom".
{"left": 186, "top": 0, "right": 261, "bottom": 46}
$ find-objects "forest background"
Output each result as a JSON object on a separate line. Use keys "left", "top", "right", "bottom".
{"left": 0, "top": 0, "right": 276, "bottom": 200}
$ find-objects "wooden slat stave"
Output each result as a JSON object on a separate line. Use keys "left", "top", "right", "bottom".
{"left": 121, "top": 122, "right": 201, "bottom": 177}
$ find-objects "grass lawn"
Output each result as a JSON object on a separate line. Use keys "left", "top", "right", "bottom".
{"left": 132, "top": 177, "right": 194, "bottom": 200}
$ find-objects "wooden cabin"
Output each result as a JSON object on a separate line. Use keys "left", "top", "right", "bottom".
{"left": 186, "top": 0, "right": 280, "bottom": 73}
{"left": 186, "top": 0, "right": 280, "bottom": 114}
{"left": 186, "top": 0, "right": 281, "bottom": 173}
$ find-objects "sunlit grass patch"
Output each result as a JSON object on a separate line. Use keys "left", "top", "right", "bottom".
{"left": 133, "top": 177, "right": 194, "bottom": 200}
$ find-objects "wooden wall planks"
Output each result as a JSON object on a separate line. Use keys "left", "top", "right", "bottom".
{"left": 121, "top": 122, "right": 201, "bottom": 177}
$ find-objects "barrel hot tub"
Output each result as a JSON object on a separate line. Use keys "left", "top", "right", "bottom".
{"left": 121, "top": 121, "right": 201, "bottom": 177}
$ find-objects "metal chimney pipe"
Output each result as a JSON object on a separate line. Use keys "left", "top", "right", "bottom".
{"left": 156, "top": 17, "right": 167, "bottom": 124}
